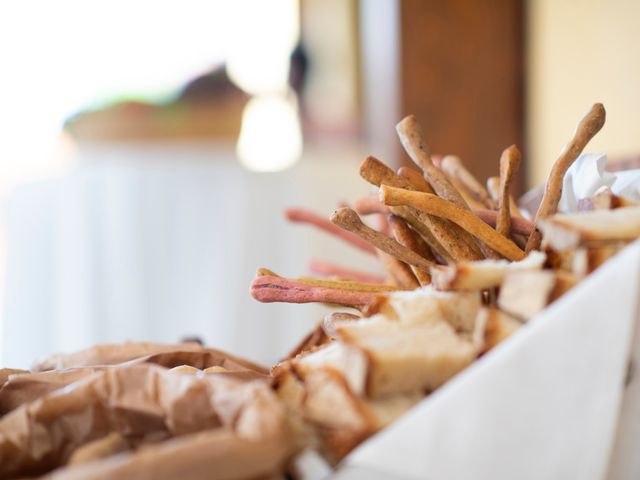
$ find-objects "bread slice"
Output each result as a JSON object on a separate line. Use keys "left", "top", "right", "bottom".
{"left": 302, "top": 368, "right": 422, "bottom": 460}
{"left": 362, "top": 287, "right": 482, "bottom": 335}
{"left": 349, "top": 321, "right": 478, "bottom": 397}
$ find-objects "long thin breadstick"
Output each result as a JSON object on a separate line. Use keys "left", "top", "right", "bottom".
{"left": 396, "top": 115, "right": 470, "bottom": 209}
{"left": 256, "top": 268, "right": 400, "bottom": 292}
{"left": 251, "top": 275, "right": 380, "bottom": 307}
{"left": 473, "top": 209, "right": 534, "bottom": 236}
{"left": 526, "top": 103, "right": 606, "bottom": 251}
{"left": 285, "top": 208, "right": 376, "bottom": 255}
{"left": 441, "top": 155, "right": 497, "bottom": 209}
{"left": 330, "top": 207, "right": 436, "bottom": 271}
{"left": 379, "top": 186, "right": 526, "bottom": 261}
{"left": 388, "top": 214, "right": 433, "bottom": 285}
{"left": 497, "top": 145, "right": 521, "bottom": 237}
{"left": 307, "top": 259, "right": 385, "bottom": 284}
{"left": 360, "top": 156, "right": 481, "bottom": 262}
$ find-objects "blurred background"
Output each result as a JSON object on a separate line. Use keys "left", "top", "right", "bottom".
{"left": 1, "top": 0, "right": 639, "bottom": 367}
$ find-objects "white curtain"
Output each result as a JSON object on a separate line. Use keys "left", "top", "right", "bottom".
{"left": 2, "top": 143, "right": 378, "bottom": 368}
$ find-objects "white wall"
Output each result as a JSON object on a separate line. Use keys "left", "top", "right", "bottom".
{"left": 527, "top": 0, "right": 640, "bottom": 186}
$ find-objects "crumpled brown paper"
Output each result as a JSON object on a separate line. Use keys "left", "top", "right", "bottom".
{"left": 44, "top": 429, "right": 290, "bottom": 480}
{"left": 0, "top": 364, "right": 289, "bottom": 479}
{"left": 0, "top": 348, "right": 269, "bottom": 419}
{"left": 32, "top": 342, "right": 268, "bottom": 375}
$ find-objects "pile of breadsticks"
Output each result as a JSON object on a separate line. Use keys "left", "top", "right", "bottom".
{"left": 252, "top": 103, "right": 640, "bottom": 463}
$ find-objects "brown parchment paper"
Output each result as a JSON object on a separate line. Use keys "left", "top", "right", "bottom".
{"left": 43, "top": 429, "right": 290, "bottom": 480}
{"left": 32, "top": 342, "right": 267, "bottom": 374}
{"left": 0, "top": 350, "right": 269, "bottom": 419}
{"left": 0, "top": 364, "right": 289, "bottom": 479}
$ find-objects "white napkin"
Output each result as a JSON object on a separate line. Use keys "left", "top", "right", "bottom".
{"left": 559, "top": 153, "right": 640, "bottom": 212}
{"left": 335, "top": 240, "right": 640, "bottom": 480}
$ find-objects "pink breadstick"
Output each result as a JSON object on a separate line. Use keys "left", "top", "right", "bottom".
{"left": 308, "top": 259, "right": 385, "bottom": 284}
{"left": 473, "top": 209, "right": 534, "bottom": 236}
{"left": 251, "top": 276, "right": 378, "bottom": 307}
{"left": 353, "top": 196, "right": 389, "bottom": 215}
{"left": 285, "top": 207, "right": 377, "bottom": 255}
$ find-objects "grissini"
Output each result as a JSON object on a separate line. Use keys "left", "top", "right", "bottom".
{"left": 526, "top": 103, "right": 606, "bottom": 251}
{"left": 330, "top": 207, "right": 436, "bottom": 271}
{"left": 379, "top": 186, "right": 526, "bottom": 261}
{"left": 496, "top": 145, "right": 521, "bottom": 238}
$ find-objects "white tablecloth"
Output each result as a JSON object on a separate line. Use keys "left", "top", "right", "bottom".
{"left": 2, "top": 142, "right": 377, "bottom": 368}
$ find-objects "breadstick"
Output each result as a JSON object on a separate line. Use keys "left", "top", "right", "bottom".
{"left": 379, "top": 186, "right": 525, "bottom": 261}
{"left": 388, "top": 214, "right": 433, "bottom": 285}
{"left": 396, "top": 115, "right": 470, "bottom": 209}
{"left": 526, "top": 103, "right": 606, "bottom": 251}
{"left": 360, "top": 156, "right": 481, "bottom": 262}
{"left": 392, "top": 206, "right": 455, "bottom": 263}
{"left": 256, "top": 268, "right": 401, "bottom": 293}
{"left": 251, "top": 275, "right": 381, "bottom": 307}
{"left": 441, "top": 155, "right": 497, "bottom": 209}
{"left": 308, "top": 259, "right": 386, "bottom": 284}
{"left": 496, "top": 145, "right": 521, "bottom": 237}
{"left": 330, "top": 207, "right": 436, "bottom": 271}
{"left": 285, "top": 207, "right": 377, "bottom": 255}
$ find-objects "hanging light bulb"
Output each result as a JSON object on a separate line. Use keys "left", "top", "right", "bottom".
{"left": 236, "top": 92, "right": 302, "bottom": 172}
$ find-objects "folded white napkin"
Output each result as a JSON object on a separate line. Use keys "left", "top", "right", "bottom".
{"left": 559, "top": 153, "right": 640, "bottom": 212}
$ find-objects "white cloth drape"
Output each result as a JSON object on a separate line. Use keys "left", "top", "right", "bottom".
{"left": 3, "top": 143, "right": 377, "bottom": 368}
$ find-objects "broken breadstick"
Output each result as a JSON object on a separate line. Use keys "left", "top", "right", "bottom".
{"left": 285, "top": 207, "right": 377, "bottom": 256}
{"left": 251, "top": 275, "right": 384, "bottom": 307}
{"left": 330, "top": 207, "right": 436, "bottom": 271}
{"left": 441, "top": 155, "right": 497, "bottom": 209}
{"left": 308, "top": 259, "right": 385, "bottom": 284}
{"left": 496, "top": 145, "right": 521, "bottom": 237}
{"left": 388, "top": 214, "right": 433, "bottom": 285}
{"left": 473, "top": 209, "right": 534, "bottom": 236}
{"left": 379, "top": 186, "right": 526, "bottom": 261}
{"left": 526, "top": 103, "right": 606, "bottom": 251}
